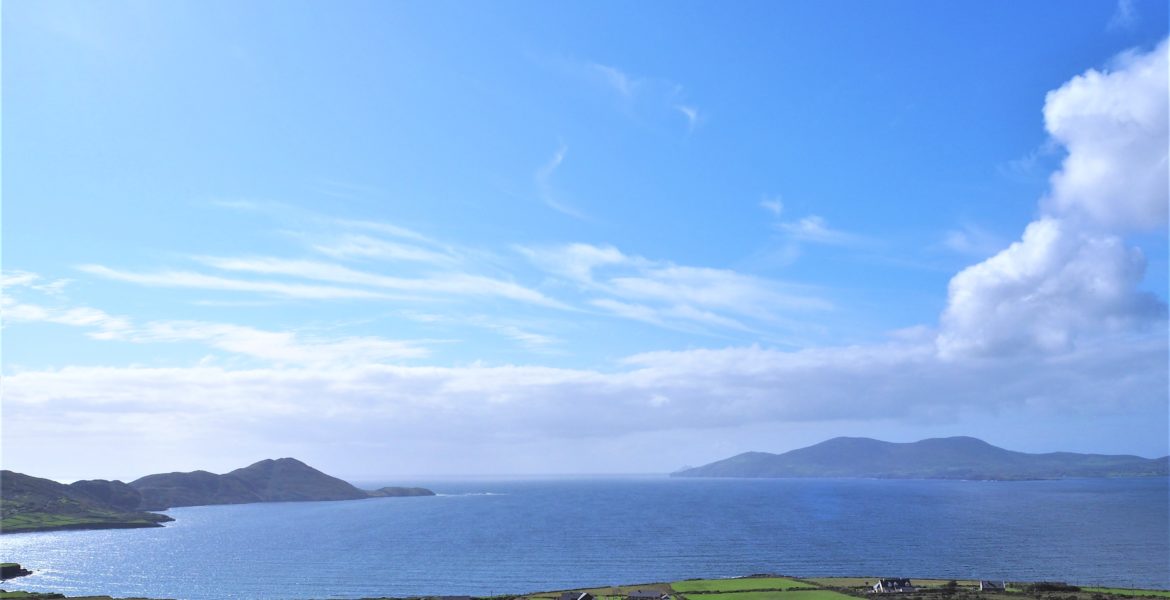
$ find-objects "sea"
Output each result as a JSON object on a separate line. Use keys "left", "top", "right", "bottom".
{"left": 2, "top": 477, "right": 1167, "bottom": 600}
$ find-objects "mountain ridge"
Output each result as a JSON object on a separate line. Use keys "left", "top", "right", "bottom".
{"left": 671, "top": 436, "right": 1170, "bottom": 480}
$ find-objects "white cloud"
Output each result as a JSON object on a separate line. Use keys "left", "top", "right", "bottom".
{"left": 330, "top": 218, "right": 436, "bottom": 245}
{"left": 775, "top": 215, "right": 865, "bottom": 246}
{"left": 589, "top": 62, "right": 637, "bottom": 98}
{"left": 938, "top": 218, "right": 1164, "bottom": 356}
{"left": 194, "top": 256, "right": 567, "bottom": 308}
{"left": 675, "top": 104, "right": 700, "bottom": 130}
{"left": 610, "top": 265, "right": 829, "bottom": 315}
{"left": 534, "top": 144, "right": 590, "bottom": 220}
{"left": 759, "top": 197, "right": 784, "bottom": 217}
{"left": 78, "top": 264, "right": 397, "bottom": 300}
{"left": 311, "top": 234, "right": 456, "bottom": 265}
{"left": 1107, "top": 0, "right": 1137, "bottom": 31}
{"left": 2, "top": 270, "right": 71, "bottom": 295}
{"left": 4, "top": 334, "right": 1163, "bottom": 474}
{"left": 1043, "top": 38, "right": 1168, "bottom": 231}
{"left": 4, "top": 296, "right": 429, "bottom": 365}
{"left": 942, "top": 224, "right": 1008, "bottom": 258}
{"left": 938, "top": 40, "right": 1169, "bottom": 358}
{"left": 3, "top": 296, "right": 133, "bottom": 335}
{"left": 524, "top": 243, "right": 830, "bottom": 335}
{"left": 400, "top": 310, "right": 561, "bottom": 351}
{"left": 519, "top": 242, "right": 630, "bottom": 284}
{"left": 578, "top": 60, "right": 699, "bottom": 132}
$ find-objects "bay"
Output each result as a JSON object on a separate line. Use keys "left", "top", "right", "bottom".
{"left": 2, "top": 477, "right": 1166, "bottom": 600}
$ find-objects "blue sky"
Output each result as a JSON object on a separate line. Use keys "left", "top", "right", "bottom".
{"left": 3, "top": 0, "right": 1168, "bottom": 481}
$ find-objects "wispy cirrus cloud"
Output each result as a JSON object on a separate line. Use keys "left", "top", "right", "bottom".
{"left": 941, "top": 223, "right": 1009, "bottom": 259}
{"left": 759, "top": 197, "right": 784, "bottom": 217}
{"left": 310, "top": 234, "right": 457, "bottom": 265}
{"left": 193, "top": 256, "right": 568, "bottom": 308}
{"left": 675, "top": 104, "right": 701, "bottom": 132}
{"left": 520, "top": 242, "right": 830, "bottom": 337}
{"left": 3, "top": 294, "right": 429, "bottom": 366}
{"left": 1107, "top": 0, "right": 1137, "bottom": 32}
{"left": 589, "top": 62, "right": 637, "bottom": 98}
{"left": 402, "top": 310, "right": 561, "bottom": 351}
{"left": 774, "top": 215, "right": 866, "bottom": 246}
{"left": 576, "top": 60, "right": 702, "bottom": 132}
{"left": 77, "top": 265, "right": 399, "bottom": 300}
{"left": 534, "top": 144, "right": 592, "bottom": 221}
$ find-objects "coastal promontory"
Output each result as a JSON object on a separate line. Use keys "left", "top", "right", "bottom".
{"left": 0, "top": 458, "right": 434, "bottom": 533}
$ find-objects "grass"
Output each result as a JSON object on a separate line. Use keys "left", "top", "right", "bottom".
{"left": 0, "top": 513, "right": 161, "bottom": 533}
{"left": 672, "top": 579, "right": 811, "bottom": 593}
{"left": 1082, "top": 589, "right": 1170, "bottom": 598}
{"left": 680, "top": 590, "right": 856, "bottom": 600}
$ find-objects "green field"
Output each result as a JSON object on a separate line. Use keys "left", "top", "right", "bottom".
{"left": 1083, "top": 589, "right": 1170, "bottom": 598}
{"left": 672, "top": 578, "right": 811, "bottom": 593}
{"left": 0, "top": 513, "right": 162, "bottom": 533}
{"left": 675, "top": 590, "right": 856, "bottom": 600}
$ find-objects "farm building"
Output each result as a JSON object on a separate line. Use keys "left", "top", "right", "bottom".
{"left": 980, "top": 581, "right": 1006, "bottom": 592}
{"left": 873, "top": 579, "right": 915, "bottom": 593}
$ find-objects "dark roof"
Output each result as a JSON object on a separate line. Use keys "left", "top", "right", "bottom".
{"left": 878, "top": 579, "right": 913, "bottom": 588}
{"left": 980, "top": 582, "right": 1005, "bottom": 589}
{"left": 627, "top": 591, "right": 662, "bottom": 599}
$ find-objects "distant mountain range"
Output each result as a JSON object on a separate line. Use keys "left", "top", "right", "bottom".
{"left": 671, "top": 436, "right": 1170, "bottom": 480}
{"left": 1, "top": 458, "right": 434, "bottom": 533}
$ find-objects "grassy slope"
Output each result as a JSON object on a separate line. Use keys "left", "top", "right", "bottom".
{"left": 1082, "top": 590, "right": 1170, "bottom": 598}
{"left": 0, "top": 472, "right": 172, "bottom": 534}
{"left": 675, "top": 591, "right": 854, "bottom": 600}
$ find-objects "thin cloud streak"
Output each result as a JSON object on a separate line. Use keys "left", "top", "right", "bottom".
{"left": 534, "top": 144, "right": 591, "bottom": 221}
{"left": 4, "top": 296, "right": 430, "bottom": 365}
{"left": 78, "top": 264, "right": 399, "bottom": 300}
{"left": 194, "top": 256, "right": 569, "bottom": 308}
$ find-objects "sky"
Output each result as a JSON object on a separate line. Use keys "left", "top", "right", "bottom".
{"left": 2, "top": 0, "right": 1168, "bottom": 482}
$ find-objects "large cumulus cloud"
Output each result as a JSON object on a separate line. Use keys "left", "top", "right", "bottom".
{"left": 939, "top": 39, "right": 1168, "bottom": 358}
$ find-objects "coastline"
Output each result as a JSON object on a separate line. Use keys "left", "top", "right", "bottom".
{"left": 3, "top": 575, "right": 1170, "bottom": 600}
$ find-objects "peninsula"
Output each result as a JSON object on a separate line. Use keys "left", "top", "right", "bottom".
{"left": 672, "top": 436, "right": 1170, "bottom": 480}
{"left": 0, "top": 458, "right": 434, "bottom": 534}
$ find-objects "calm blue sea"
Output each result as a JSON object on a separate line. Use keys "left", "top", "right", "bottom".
{"left": 2, "top": 477, "right": 1167, "bottom": 600}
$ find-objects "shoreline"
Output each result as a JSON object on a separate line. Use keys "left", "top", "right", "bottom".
{"left": 3, "top": 573, "right": 1169, "bottom": 600}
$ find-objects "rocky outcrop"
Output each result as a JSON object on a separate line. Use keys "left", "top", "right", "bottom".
{"left": 0, "top": 562, "right": 33, "bottom": 580}
{"left": 367, "top": 486, "right": 436, "bottom": 497}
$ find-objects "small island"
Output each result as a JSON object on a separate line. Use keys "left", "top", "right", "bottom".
{"left": 0, "top": 458, "right": 434, "bottom": 534}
